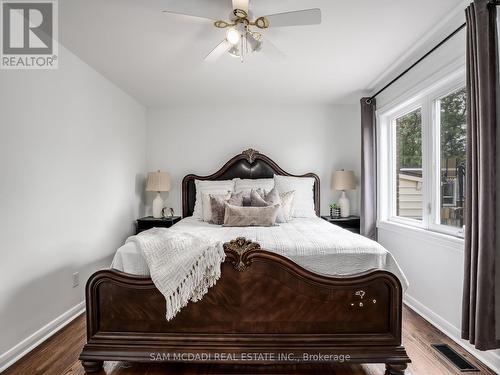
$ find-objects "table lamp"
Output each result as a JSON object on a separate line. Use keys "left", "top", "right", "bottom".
{"left": 332, "top": 170, "right": 356, "bottom": 218}
{"left": 146, "top": 170, "right": 171, "bottom": 218}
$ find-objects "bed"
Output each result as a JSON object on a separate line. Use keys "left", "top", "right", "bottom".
{"left": 79, "top": 149, "right": 411, "bottom": 375}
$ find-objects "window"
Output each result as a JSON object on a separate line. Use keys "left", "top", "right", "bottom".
{"left": 395, "top": 108, "right": 423, "bottom": 221}
{"left": 437, "top": 88, "right": 467, "bottom": 228}
{"left": 378, "top": 71, "right": 467, "bottom": 237}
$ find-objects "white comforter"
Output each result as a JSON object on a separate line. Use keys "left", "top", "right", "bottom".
{"left": 112, "top": 217, "right": 409, "bottom": 290}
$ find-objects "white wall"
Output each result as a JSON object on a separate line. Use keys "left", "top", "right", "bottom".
{"left": 0, "top": 45, "right": 147, "bottom": 370}
{"left": 146, "top": 104, "right": 360, "bottom": 217}
{"left": 375, "top": 27, "right": 500, "bottom": 372}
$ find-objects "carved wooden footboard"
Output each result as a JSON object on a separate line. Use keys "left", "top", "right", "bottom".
{"left": 79, "top": 238, "right": 410, "bottom": 374}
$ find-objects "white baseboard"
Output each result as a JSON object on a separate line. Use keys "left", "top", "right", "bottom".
{"left": 0, "top": 301, "right": 85, "bottom": 372}
{"left": 404, "top": 294, "right": 500, "bottom": 374}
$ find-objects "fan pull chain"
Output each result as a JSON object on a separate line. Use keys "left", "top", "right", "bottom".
{"left": 240, "top": 34, "right": 244, "bottom": 63}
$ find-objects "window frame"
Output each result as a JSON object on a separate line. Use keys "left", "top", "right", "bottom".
{"left": 377, "top": 69, "right": 466, "bottom": 238}
{"left": 388, "top": 104, "right": 427, "bottom": 229}
{"left": 429, "top": 83, "right": 467, "bottom": 237}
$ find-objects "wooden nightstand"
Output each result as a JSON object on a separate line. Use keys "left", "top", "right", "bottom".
{"left": 321, "top": 215, "right": 361, "bottom": 234}
{"left": 136, "top": 216, "right": 181, "bottom": 234}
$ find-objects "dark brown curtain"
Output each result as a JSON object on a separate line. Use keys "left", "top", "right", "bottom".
{"left": 360, "top": 98, "right": 377, "bottom": 240}
{"left": 462, "top": 0, "right": 499, "bottom": 351}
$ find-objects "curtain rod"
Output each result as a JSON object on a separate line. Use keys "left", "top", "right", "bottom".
{"left": 366, "top": 0, "right": 499, "bottom": 104}
{"left": 366, "top": 23, "right": 465, "bottom": 103}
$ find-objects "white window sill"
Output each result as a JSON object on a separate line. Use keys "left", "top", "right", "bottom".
{"left": 377, "top": 220, "right": 465, "bottom": 251}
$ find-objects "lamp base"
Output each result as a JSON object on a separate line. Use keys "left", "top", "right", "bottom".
{"left": 339, "top": 191, "right": 350, "bottom": 218}
{"left": 152, "top": 192, "right": 164, "bottom": 219}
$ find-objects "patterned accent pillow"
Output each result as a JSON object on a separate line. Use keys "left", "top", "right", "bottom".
{"left": 223, "top": 204, "right": 280, "bottom": 227}
{"left": 209, "top": 192, "right": 244, "bottom": 225}
{"left": 279, "top": 190, "right": 296, "bottom": 222}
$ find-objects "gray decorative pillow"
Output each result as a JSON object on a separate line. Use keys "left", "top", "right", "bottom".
{"left": 210, "top": 192, "right": 244, "bottom": 225}
{"left": 202, "top": 191, "right": 231, "bottom": 222}
{"left": 227, "top": 191, "right": 244, "bottom": 206}
{"left": 250, "top": 188, "right": 294, "bottom": 223}
{"left": 242, "top": 188, "right": 266, "bottom": 206}
{"left": 250, "top": 189, "right": 270, "bottom": 207}
{"left": 223, "top": 204, "right": 280, "bottom": 227}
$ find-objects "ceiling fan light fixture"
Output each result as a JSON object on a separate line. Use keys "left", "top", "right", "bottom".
{"left": 246, "top": 32, "right": 263, "bottom": 52}
{"left": 162, "top": 2, "right": 321, "bottom": 63}
{"left": 228, "top": 45, "right": 241, "bottom": 58}
{"left": 226, "top": 27, "right": 241, "bottom": 45}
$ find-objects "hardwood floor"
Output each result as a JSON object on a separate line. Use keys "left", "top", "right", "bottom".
{"left": 3, "top": 306, "right": 495, "bottom": 375}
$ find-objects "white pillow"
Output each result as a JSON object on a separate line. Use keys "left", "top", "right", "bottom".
{"left": 273, "top": 175, "right": 316, "bottom": 218}
{"left": 193, "top": 180, "right": 234, "bottom": 219}
{"left": 233, "top": 178, "right": 274, "bottom": 193}
{"left": 201, "top": 192, "right": 231, "bottom": 222}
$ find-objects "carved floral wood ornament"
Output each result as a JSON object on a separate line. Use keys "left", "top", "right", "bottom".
{"left": 223, "top": 237, "right": 261, "bottom": 271}
{"left": 242, "top": 148, "right": 259, "bottom": 163}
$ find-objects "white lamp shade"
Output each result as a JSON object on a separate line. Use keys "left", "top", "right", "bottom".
{"left": 332, "top": 170, "right": 356, "bottom": 191}
{"left": 146, "top": 171, "right": 171, "bottom": 192}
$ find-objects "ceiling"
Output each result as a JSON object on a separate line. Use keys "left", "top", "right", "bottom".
{"left": 59, "top": 0, "right": 464, "bottom": 107}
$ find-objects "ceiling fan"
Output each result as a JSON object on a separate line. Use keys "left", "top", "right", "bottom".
{"left": 162, "top": 0, "right": 322, "bottom": 63}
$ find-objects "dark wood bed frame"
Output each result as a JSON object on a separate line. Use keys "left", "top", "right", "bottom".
{"left": 79, "top": 149, "right": 410, "bottom": 374}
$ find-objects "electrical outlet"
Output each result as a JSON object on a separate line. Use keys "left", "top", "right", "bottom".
{"left": 72, "top": 272, "right": 79, "bottom": 288}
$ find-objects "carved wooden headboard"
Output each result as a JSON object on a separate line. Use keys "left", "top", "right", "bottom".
{"left": 181, "top": 149, "right": 320, "bottom": 218}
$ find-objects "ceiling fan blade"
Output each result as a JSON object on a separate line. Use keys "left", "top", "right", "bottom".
{"left": 162, "top": 0, "right": 232, "bottom": 21}
{"left": 204, "top": 40, "right": 232, "bottom": 62}
{"left": 264, "top": 8, "right": 321, "bottom": 28}
{"left": 161, "top": 10, "right": 215, "bottom": 21}
{"left": 232, "top": 0, "right": 249, "bottom": 13}
{"left": 262, "top": 37, "right": 286, "bottom": 61}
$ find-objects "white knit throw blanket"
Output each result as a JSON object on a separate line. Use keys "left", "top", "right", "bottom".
{"left": 126, "top": 228, "right": 225, "bottom": 320}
